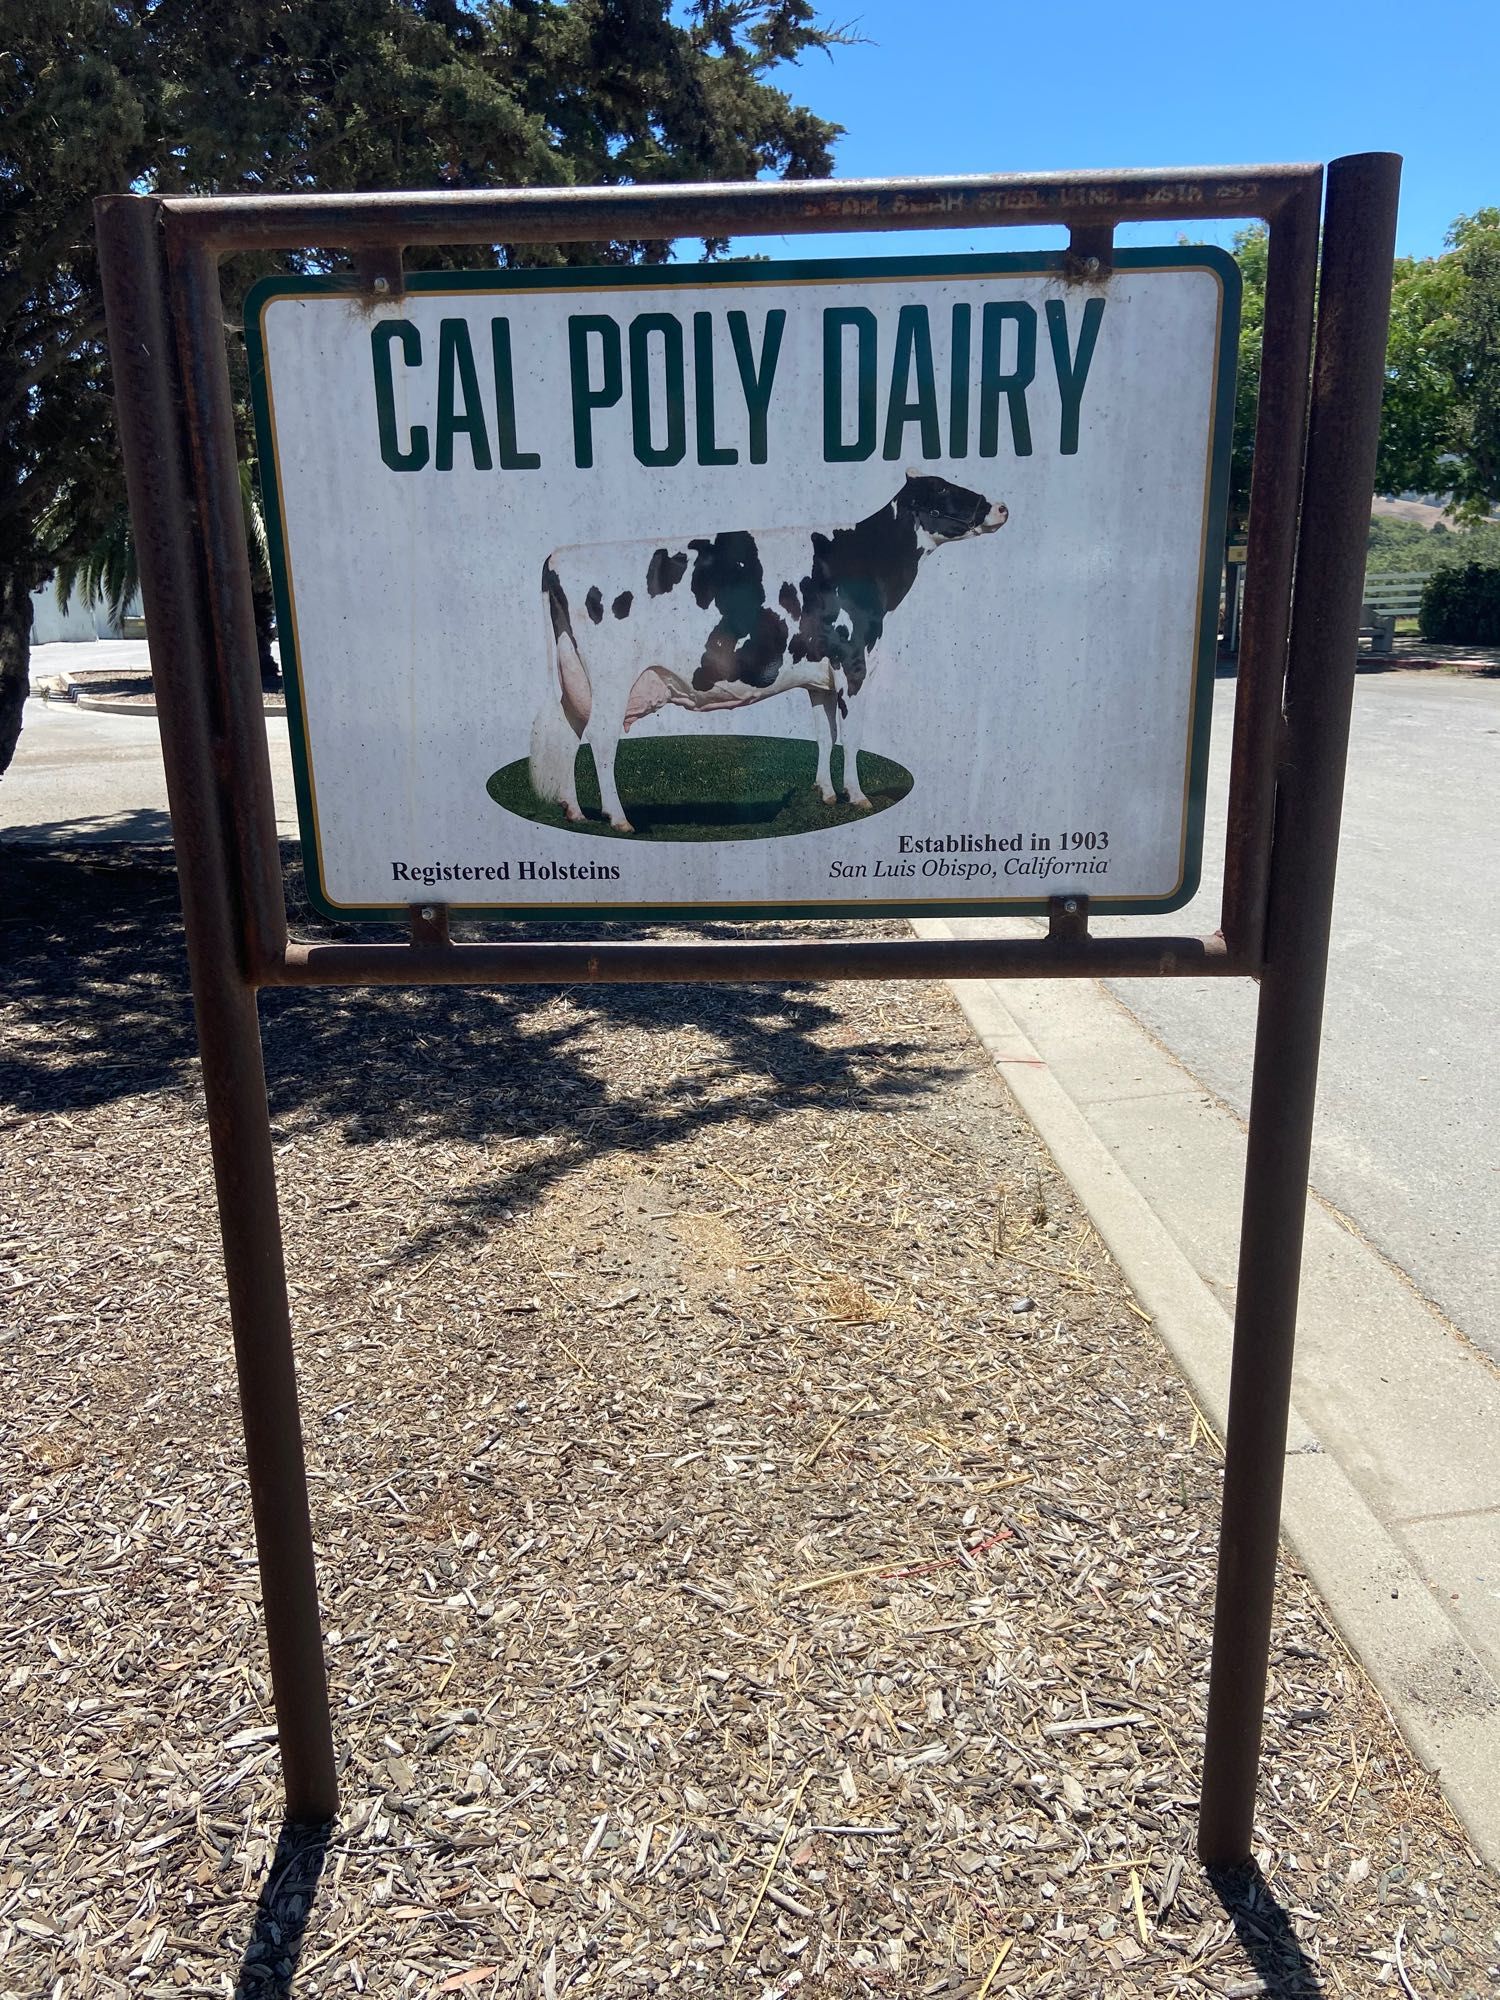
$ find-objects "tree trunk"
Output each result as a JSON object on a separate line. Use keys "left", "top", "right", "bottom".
{"left": 0, "top": 565, "right": 34, "bottom": 779}
{"left": 252, "top": 578, "right": 281, "bottom": 693}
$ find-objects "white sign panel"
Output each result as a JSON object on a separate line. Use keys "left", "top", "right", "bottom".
{"left": 247, "top": 251, "right": 1237, "bottom": 921}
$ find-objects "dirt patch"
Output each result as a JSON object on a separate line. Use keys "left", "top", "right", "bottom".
{"left": 1405, "top": 1646, "right": 1500, "bottom": 1723}
{"left": 3, "top": 845, "right": 1498, "bottom": 1997}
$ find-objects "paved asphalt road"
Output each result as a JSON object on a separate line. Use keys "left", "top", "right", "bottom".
{"left": 1109, "top": 669, "right": 1500, "bottom": 1366}
{"left": 2, "top": 643, "right": 299, "bottom": 843}
{"left": 4, "top": 650, "right": 1497, "bottom": 1362}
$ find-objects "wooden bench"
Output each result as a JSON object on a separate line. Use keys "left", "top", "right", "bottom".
{"left": 1360, "top": 571, "right": 1425, "bottom": 654}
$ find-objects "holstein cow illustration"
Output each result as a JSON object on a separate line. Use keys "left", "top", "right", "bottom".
{"left": 529, "top": 471, "right": 1008, "bottom": 833}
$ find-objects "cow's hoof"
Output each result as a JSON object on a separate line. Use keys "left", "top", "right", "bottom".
{"left": 817, "top": 787, "right": 837, "bottom": 806}
{"left": 609, "top": 817, "right": 635, "bottom": 835}
{"left": 849, "top": 795, "right": 874, "bottom": 812}
{"left": 564, "top": 804, "right": 586, "bottom": 823}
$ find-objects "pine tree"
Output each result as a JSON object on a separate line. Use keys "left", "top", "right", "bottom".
{"left": 1, "top": 0, "right": 845, "bottom": 772}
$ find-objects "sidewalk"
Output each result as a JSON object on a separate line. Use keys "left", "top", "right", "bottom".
{"left": 916, "top": 916, "right": 1500, "bottom": 1866}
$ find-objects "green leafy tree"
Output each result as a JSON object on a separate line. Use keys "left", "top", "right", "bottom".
{"left": 1231, "top": 212, "right": 1500, "bottom": 557}
{"left": 1364, "top": 514, "right": 1446, "bottom": 575}
{"left": 1, "top": 0, "right": 845, "bottom": 775}
{"left": 1226, "top": 224, "right": 1267, "bottom": 541}
{"left": 1365, "top": 516, "right": 1432, "bottom": 572}
{"left": 1378, "top": 254, "right": 1465, "bottom": 501}
{"left": 1377, "top": 209, "right": 1500, "bottom": 523}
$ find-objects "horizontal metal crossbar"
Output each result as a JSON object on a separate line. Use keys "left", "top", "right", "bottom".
{"left": 161, "top": 163, "right": 1322, "bottom": 253}
{"left": 261, "top": 933, "right": 1241, "bottom": 989}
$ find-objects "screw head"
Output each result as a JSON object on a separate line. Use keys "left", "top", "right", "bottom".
{"left": 1063, "top": 898, "right": 1080, "bottom": 915}
{"left": 1084, "top": 256, "right": 1100, "bottom": 275}
{"left": 420, "top": 905, "right": 436, "bottom": 922}
{"left": 373, "top": 274, "right": 390, "bottom": 294}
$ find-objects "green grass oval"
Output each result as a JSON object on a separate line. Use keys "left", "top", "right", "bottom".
{"left": 487, "top": 734, "right": 913, "bottom": 843}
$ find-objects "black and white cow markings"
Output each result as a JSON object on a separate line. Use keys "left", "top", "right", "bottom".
{"left": 529, "top": 470, "right": 1007, "bottom": 833}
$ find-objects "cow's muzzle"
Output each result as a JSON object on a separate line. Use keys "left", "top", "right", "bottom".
{"left": 979, "top": 501, "right": 1009, "bottom": 533}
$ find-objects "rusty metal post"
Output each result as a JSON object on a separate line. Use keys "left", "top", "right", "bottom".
{"left": 1198, "top": 152, "right": 1401, "bottom": 1867}
{"left": 1219, "top": 172, "right": 1321, "bottom": 961}
{"left": 161, "top": 226, "right": 291, "bottom": 976}
{"left": 95, "top": 194, "right": 338, "bottom": 1824}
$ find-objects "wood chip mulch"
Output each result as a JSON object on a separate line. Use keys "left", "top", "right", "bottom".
{"left": 3, "top": 846, "right": 1499, "bottom": 1999}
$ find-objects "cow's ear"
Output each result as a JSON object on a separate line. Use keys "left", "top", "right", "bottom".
{"left": 905, "top": 466, "right": 920, "bottom": 480}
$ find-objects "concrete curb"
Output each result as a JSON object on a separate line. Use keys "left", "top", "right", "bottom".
{"left": 38, "top": 691, "right": 288, "bottom": 718}
{"left": 913, "top": 920, "right": 1500, "bottom": 1867}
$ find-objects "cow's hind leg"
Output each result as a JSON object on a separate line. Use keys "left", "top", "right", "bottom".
{"left": 530, "top": 700, "right": 586, "bottom": 821}
{"left": 530, "top": 630, "right": 589, "bottom": 821}
{"left": 838, "top": 690, "right": 873, "bottom": 810}
{"left": 808, "top": 689, "right": 839, "bottom": 806}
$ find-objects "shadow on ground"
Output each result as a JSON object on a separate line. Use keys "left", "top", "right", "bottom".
{"left": 235, "top": 1820, "right": 329, "bottom": 1999}
{"left": 1, "top": 807, "right": 176, "bottom": 843}
{"left": 0, "top": 844, "right": 956, "bottom": 1256}
{"left": 230, "top": 1832, "right": 1325, "bottom": 1995}
{"left": 1216, "top": 649, "right": 1500, "bottom": 680}
{"left": 1355, "top": 654, "right": 1500, "bottom": 676}
{"left": 1209, "top": 1863, "right": 1324, "bottom": 1997}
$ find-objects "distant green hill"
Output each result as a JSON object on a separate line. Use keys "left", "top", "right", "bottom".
{"left": 1368, "top": 514, "right": 1500, "bottom": 574}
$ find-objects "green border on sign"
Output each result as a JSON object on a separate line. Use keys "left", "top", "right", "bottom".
{"left": 245, "top": 247, "right": 1240, "bottom": 925}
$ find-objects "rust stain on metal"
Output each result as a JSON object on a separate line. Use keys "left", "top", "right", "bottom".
{"left": 1047, "top": 894, "right": 1091, "bottom": 944}
{"left": 1198, "top": 150, "right": 1401, "bottom": 1869}
{"left": 95, "top": 194, "right": 339, "bottom": 1825}
{"left": 408, "top": 901, "right": 450, "bottom": 947}
{"left": 159, "top": 165, "right": 1320, "bottom": 255}
{"left": 1064, "top": 225, "right": 1115, "bottom": 285}
{"left": 352, "top": 243, "right": 406, "bottom": 310}
{"left": 265, "top": 932, "right": 1236, "bottom": 989}
{"left": 1220, "top": 171, "right": 1323, "bottom": 963}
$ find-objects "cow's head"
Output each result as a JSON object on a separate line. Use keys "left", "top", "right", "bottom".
{"left": 899, "top": 469, "right": 1008, "bottom": 545}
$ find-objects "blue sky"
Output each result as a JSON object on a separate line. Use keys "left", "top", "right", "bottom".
{"left": 724, "top": 0, "right": 1497, "bottom": 263}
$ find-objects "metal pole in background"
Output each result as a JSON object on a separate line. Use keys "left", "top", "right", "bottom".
{"left": 1198, "top": 151, "right": 1401, "bottom": 1867}
{"left": 95, "top": 195, "right": 338, "bottom": 1824}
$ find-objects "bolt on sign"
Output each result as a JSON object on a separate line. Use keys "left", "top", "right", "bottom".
{"left": 248, "top": 251, "right": 1238, "bottom": 922}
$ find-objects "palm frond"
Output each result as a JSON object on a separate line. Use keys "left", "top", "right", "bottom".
{"left": 50, "top": 464, "right": 270, "bottom": 629}
{"left": 53, "top": 508, "right": 137, "bottom": 625}
{"left": 240, "top": 459, "right": 271, "bottom": 579}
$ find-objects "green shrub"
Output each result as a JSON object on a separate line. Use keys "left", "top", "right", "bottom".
{"left": 1418, "top": 561, "right": 1500, "bottom": 645}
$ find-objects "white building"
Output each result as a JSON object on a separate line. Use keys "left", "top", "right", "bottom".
{"left": 28, "top": 580, "right": 143, "bottom": 645}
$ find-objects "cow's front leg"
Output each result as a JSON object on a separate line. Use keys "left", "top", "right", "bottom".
{"left": 808, "top": 689, "right": 840, "bottom": 805}
{"left": 839, "top": 687, "right": 873, "bottom": 809}
{"left": 584, "top": 703, "right": 634, "bottom": 834}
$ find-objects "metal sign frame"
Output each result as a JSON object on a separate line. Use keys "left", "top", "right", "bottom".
{"left": 94, "top": 153, "right": 1400, "bottom": 1870}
